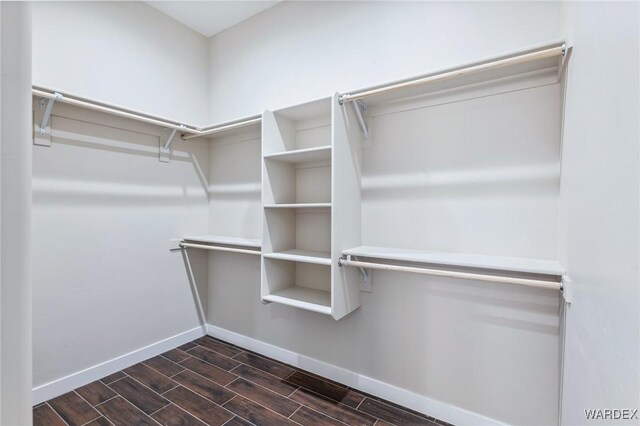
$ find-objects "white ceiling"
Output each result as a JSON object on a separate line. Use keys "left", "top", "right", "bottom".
{"left": 146, "top": 1, "right": 281, "bottom": 38}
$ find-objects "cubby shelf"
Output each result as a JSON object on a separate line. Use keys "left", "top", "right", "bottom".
{"left": 262, "top": 287, "right": 332, "bottom": 315}
{"left": 264, "top": 249, "right": 331, "bottom": 265}
{"left": 263, "top": 203, "right": 331, "bottom": 209}
{"left": 261, "top": 95, "right": 362, "bottom": 320}
{"left": 342, "top": 246, "right": 564, "bottom": 276}
{"left": 263, "top": 145, "right": 332, "bottom": 163}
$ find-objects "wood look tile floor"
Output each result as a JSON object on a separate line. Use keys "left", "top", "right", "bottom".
{"left": 34, "top": 336, "right": 452, "bottom": 426}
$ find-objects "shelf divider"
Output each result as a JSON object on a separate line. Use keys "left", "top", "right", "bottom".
{"left": 262, "top": 287, "right": 332, "bottom": 315}
{"left": 263, "top": 145, "right": 332, "bottom": 163}
{"left": 264, "top": 203, "right": 331, "bottom": 209}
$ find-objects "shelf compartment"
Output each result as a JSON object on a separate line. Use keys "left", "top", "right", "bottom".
{"left": 263, "top": 208, "right": 330, "bottom": 255}
{"left": 262, "top": 258, "right": 331, "bottom": 315}
{"left": 263, "top": 158, "right": 331, "bottom": 205}
{"left": 183, "top": 235, "right": 261, "bottom": 248}
{"left": 343, "top": 246, "right": 564, "bottom": 277}
{"left": 263, "top": 98, "right": 332, "bottom": 155}
{"left": 264, "top": 145, "right": 331, "bottom": 163}
{"left": 264, "top": 249, "right": 331, "bottom": 266}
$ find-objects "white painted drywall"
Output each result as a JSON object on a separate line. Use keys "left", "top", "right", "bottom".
{"left": 145, "top": 1, "right": 281, "bottom": 38}
{"left": 30, "top": 1, "right": 211, "bottom": 396}
{"left": 31, "top": 1, "right": 209, "bottom": 125}
{"left": 31, "top": 102, "right": 211, "bottom": 393}
{"left": 207, "top": 130, "right": 262, "bottom": 242}
{"left": 559, "top": 2, "right": 640, "bottom": 424}
{"left": 1, "top": 2, "right": 33, "bottom": 424}
{"left": 204, "top": 3, "right": 564, "bottom": 424}
{"left": 207, "top": 1, "right": 562, "bottom": 122}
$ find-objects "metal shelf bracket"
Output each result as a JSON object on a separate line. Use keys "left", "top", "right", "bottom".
{"left": 352, "top": 100, "right": 368, "bottom": 140}
{"left": 345, "top": 255, "right": 372, "bottom": 292}
{"left": 34, "top": 92, "right": 63, "bottom": 146}
{"left": 160, "top": 124, "right": 186, "bottom": 162}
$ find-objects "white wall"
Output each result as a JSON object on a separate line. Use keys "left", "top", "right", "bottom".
{"left": 31, "top": 102, "right": 211, "bottom": 395}
{"left": 205, "top": 2, "right": 564, "bottom": 424}
{"left": 208, "top": 1, "right": 561, "bottom": 122}
{"left": 32, "top": 1, "right": 209, "bottom": 125}
{"left": 1, "top": 2, "right": 33, "bottom": 424}
{"left": 30, "top": 1, "right": 211, "bottom": 399}
{"left": 559, "top": 2, "right": 640, "bottom": 424}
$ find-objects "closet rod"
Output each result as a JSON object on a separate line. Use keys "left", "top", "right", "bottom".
{"left": 180, "top": 117, "right": 262, "bottom": 141}
{"left": 338, "top": 43, "right": 565, "bottom": 104}
{"left": 32, "top": 88, "right": 200, "bottom": 134}
{"left": 339, "top": 258, "right": 562, "bottom": 291}
{"left": 179, "top": 242, "right": 261, "bottom": 255}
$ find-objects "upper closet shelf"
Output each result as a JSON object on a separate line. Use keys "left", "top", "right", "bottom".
{"left": 263, "top": 145, "right": 331, "bottom": 163}
{"left": 342, "top": 246, "right": 564, "bottom": 277}
{"left": 32, "top": 86, "right": 261, "bottom": 160}
{"left": 338, "top": 42, "right": 566, "bottom": 107}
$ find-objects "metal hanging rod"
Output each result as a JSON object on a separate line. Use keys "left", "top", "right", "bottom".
{"left": 338, "top": 43, "right": 566, "bottom": 104}
{"left": 32, "top": 87, "right": 262, "bottom": 141}
{"left": 32, "top": 88, "right": 199, "bottom": 134}
{"left": 180, "top": 116, "right": 262, "bottom": 141}
{"left": 179, "top": 241, "right": 261, "bottom": 256}
{"left": 339, "top": 257, "right": 562, "bottom": 291}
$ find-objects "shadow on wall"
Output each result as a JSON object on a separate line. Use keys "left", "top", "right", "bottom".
{"left": 32, "top": 114, "right": 210, "bottom": 206}
{"left": 361, "top": 163, "right": 560, "bottom": 200}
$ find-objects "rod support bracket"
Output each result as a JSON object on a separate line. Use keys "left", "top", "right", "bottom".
{"left": 346, "top": 255, "right": 372, "bottom": 292}
{"left": 160, "top": 125, "right": 186, "bottom": 162}
{"left": 34, "top": 92, "right": 63, "bottom": 146}
{"left": 352, "top": 100, "right": 369, "bottom": 141}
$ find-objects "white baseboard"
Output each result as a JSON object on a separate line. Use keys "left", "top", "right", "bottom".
{"left": 32, "top": 323, "right": 505, "bottom": 425}
{"left": 206, "top": 324, "right": 506, "bottom": 426}
{"left": 32, "top": 325, "right": 206, "bottom": 405}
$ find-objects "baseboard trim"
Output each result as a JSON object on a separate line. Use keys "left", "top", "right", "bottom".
{"left": 206, "top": 324, "right": 506, "bottom": 426}
{"left": 32, "top": 325, "right": 206, "bottom": 405}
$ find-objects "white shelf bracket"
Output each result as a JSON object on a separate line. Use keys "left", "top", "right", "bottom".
{"left": 351, "top": 100, "right": 368, "bottom": 140}
{"left": 34, "top": 92, "right": 63, "bottom": 146}
{"left": 345, "top": 255, "right": 372, "bottom": 292}
{"left": 160, "top": 125, "right": 186, "bottom": 162}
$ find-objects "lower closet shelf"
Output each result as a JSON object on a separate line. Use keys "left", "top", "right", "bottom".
{"left": 262, "top": 287, "right": 332, "bottom": 315}
{"left": 183, "top": 235, "right": 261, "bottom": 248}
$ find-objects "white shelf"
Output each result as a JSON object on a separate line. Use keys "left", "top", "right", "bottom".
{"left": 343, "top": 246, "right": 564, "bottom": 276}
{"left": 183, "top": 235, "right": 261, "bottom": 248}
{"left": 262, "top": 287, "right": 332, "bottom": 315}
{"left": 264, "top": 249, "right": 331, "bottom": 266}
{"left": 264, "top": 145, "right": 332, "bottom": 164}
{"left": 264, "top": 203, "right": 331, "bottom": 209}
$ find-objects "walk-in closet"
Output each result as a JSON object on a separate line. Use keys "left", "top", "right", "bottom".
{"left": 0, "top": 1, "right": 637, "bottom": 425}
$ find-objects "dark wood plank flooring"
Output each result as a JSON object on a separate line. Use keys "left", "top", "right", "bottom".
{"left": 34, "top": 336, "right": 452, "bottom": 426}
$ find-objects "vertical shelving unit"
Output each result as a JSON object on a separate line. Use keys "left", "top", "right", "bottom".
{"left": 261, "top": 95, "right": 362, "bottom": 319}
